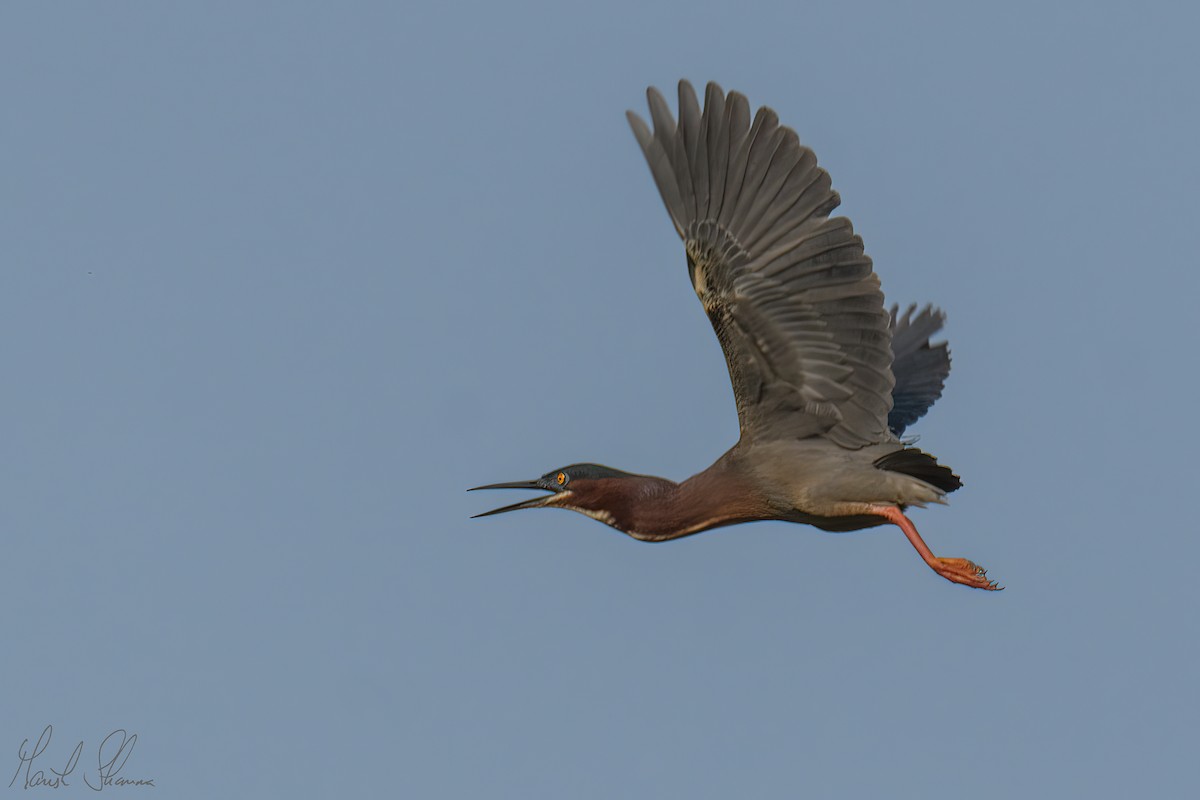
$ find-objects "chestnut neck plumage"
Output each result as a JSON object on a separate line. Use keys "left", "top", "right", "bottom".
{"left": 566, "top": 459, "right": 772, "bottom": 542}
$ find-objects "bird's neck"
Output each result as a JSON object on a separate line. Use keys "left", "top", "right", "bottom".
{"left": 619, "top": 460, "right": 769, "bottom": 541}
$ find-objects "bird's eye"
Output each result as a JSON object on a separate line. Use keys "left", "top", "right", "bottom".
{"left": 556, "top": 472, "right": 567, "bottom": 486}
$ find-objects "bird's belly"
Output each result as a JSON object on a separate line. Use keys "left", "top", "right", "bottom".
{"left": 784, "top": 511, "right": 890, "bottom": 533}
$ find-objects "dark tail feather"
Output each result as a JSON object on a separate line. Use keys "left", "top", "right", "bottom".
{"left": 874, "top": 448, "right": 963, "bottom": 494}
{"left": 888, "top": 304, "right": 951, "bottom": 437}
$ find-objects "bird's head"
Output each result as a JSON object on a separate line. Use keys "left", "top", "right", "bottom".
{"left": 470, "top": 463, "right": 655, "bottom": 528}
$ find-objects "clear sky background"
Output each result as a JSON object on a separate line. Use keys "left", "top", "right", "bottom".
{"left": 3, "top": 1, "right": 1197, "bottom": 797}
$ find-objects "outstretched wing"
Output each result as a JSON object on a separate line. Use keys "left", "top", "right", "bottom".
{"left": 627, "top": 81, "right": 894, "bottom": 449}
{"left": 888, "top": 304, "right": 951, "bottom": 437}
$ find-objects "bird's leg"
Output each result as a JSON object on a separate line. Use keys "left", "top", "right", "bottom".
{"left": 873, "top": 505, "right": 1002, "bottom": 591}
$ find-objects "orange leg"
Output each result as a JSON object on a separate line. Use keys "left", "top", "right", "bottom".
{"left": 874, "top": 506, "right": 1002, "bottom": 591}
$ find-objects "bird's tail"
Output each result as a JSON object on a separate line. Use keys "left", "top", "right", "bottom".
{"left": 874, "top": 447, "right": 962, "bottom": 494}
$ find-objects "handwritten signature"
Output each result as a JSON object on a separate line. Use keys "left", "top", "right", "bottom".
{"left": 9, "top": 726, "right": 154, "bottom": 791}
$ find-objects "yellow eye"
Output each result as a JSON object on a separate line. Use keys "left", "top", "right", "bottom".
{"left": 556, "top": 472, "right": 567, "bottom": 485}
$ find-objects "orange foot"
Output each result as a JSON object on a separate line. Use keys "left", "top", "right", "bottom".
{"left": 933, "top": 558, "right": 1003, "bottom": 591}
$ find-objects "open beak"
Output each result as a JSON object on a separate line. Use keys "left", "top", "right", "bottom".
{"left": 468, "top": 480, "right": 560, "bottom": 518}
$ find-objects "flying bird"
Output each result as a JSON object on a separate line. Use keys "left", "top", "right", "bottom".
{"left": 472, "top": 81, "right": 999, "bottom": 590}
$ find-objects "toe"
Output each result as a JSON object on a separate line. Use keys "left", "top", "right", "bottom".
{"left": 935, "top": 558, "right": 1003, "bottom": 591}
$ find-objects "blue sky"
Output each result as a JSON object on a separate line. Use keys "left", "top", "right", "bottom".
{"left": 3, "top": 1, "right": 1197, "bottom": 797}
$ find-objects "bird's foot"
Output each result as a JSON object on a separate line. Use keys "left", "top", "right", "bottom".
{"left": 933, "top": 558, "right": 1003, "bottom": 591}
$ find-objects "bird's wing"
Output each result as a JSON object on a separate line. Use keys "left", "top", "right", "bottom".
{"left": 887, "top": 304, "right": 951, "bottom": 437}
{"left": 627, "top": 81, "right": 894, "bottom": 448}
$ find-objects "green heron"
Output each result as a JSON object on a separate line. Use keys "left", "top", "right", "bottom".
{"left": 472, "top": 80, "right": 1000, "bottom": 591}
